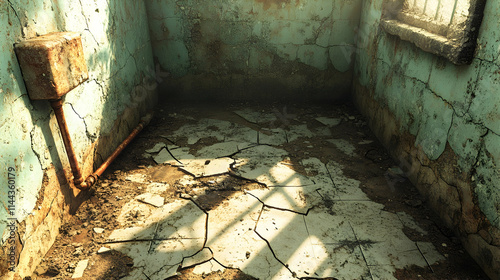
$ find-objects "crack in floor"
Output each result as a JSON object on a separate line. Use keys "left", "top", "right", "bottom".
{"left": 37, "top": 104, "right": 484, "bottom": 280}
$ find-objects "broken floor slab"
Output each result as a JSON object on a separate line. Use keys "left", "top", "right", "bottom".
{"left": 325, "top": 160, "right": 370, "bottom": 201}
{"left": 232, "top": 145, "right": 314, "bottom": 187}
{"left": 136, "top": 193, "right": 165, "bottom": 208}
{"left": 315, "top": 117, "right": 342, "bottom": 127}
{"left": 107, "top": 199, "right": 206, "bottom": 279}
{"left": 153, "top": 147, "right": 194, "bottom": 165}
{"left": 195, "top": 141, "right": 255, "bottom": 158}
{"left": 327, "top": 138, "right": 357, "bottom": 157}
{"left": 192, "top": 259, "right": 226, "bottom": 275}
{"left": 256, "top": 206, "right": 369, "bottom": 279}
{"left": 234, "top": 108, "right": 278, "bottom": 124}
{"left": 206, "top": 194, "right": 294, "bottom": 279}
{"left": 40, "top": 104, "right": 483, "bottom": 280}
{"left": 180, "top": 157, "right": 235, "bottom": 178}
{"left": 181, "top": 247, "right": 213, "bottom": 268}
{"left": 170, "top": 118, "right": 256, "bottom": 145}
{"left": 246, "top": 187, "right": 310, "bottom": 213}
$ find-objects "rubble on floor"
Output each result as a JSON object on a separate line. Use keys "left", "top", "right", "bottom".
{"left": 35, "top": 103, "right": 489, "bottom": 280}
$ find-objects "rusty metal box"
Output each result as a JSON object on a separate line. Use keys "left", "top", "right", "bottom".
{"left": 14, "top": 32, "right": 88, "bottom": 100}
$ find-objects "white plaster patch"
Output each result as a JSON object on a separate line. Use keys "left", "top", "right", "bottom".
{"left": 324, "top": 161, "right": 369, "bottom": 201}
{"left": 72, "top": 259, "right": 88, "bottom": 278}
{"left": 146, "top": 183, "right": 169, "bottom": 194}
{"left": 397, "top": 211, "right": 428, "bottom": 235}
{"left": 233, "top": 145, "right": 314, "bottom": 187}
{"left": 153, "top": 147, "right": 194, "bottom": 165}
{"left": 327, "top": 138, "right": 356, "bottom": 157}
{"left": 136, "top": 193, "right": 165, "bottom": 208}
{"left": 97, "top": 247, "right": 111, "bottom": 254}
{"left": 258, "top": 128, "right": 287, "bottom": 145}
{"left": 256, "top": 207, "right": 368, "bottom": 279}
{"left": 125, "top": 173, "right": 148, "bottom": 183}
{"left": 171, "top": 118, "right": 256, "bottom": 145}
{"left": 181, "top": 247, "right": 213, "bottom": 268}
{"left": 234, "top": 160, "right": 313, "bottom": 187}
{"left": 108, "top": 199, "right": 206, "bottom": 280}
{"left": 192, "top": 260, "right": 225, "bottom": 275}
{"left": 206, "top": 194, "right": 293, "bottom": 279}
{"left": 180, "top": 157, "right": 234, "bottom": 178}
{"left": 287, "top": 124, "right": 314, "bottom": 142}
{"left": 315, "top": 117, "right": 341, "bottom": 127}
{"left": 196, "top": 141, "right": 255, "bottom": 158}
{"left": 247, "top": 187, "right": 309, "bottom": 213}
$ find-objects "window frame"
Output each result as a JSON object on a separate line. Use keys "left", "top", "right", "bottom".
{"left": 380, "top": 0, "right": 487, "bottom": 65}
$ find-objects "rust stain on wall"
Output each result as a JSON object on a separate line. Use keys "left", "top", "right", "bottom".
{"left": 255, "top": 0, "right": 294, "bottom": 10}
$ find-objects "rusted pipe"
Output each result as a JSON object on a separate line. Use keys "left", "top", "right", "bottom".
{"left": 82, "top": 113, "right": 153, "bottom": 189}
{"left": 50, "top": 99, "right": 86, "bottom": 187}
{"left": 50, "top": 97, "right": 152, "bottom": 190}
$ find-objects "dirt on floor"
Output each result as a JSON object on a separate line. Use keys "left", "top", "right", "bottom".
{"left": 32, "top": 101, "right": 488, "bottom": 280}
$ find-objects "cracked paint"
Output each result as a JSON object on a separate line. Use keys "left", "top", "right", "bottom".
{"left": 0, "top": 1, "right": 155, "bottom": 278}
{"left": 145, "top": 0, "right": 360, "bottom": 99}
{"left": 95, "top": 107, "right": 449, "bottom": 280}
{"left": 353, "top": 0, "right": 500, "bottom": 277}
{"left": 108, "top": 198, "right": 206, "bottom": 279}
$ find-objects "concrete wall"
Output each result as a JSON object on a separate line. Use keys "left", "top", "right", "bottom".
{"left": 0, "top": 0, "right": 155, "bottom": 278}
{"left": 353, "top": 0, "right": 500, "bottom": 278}
{"left": 146, "top": 0, "right": 362, "bottom": 101}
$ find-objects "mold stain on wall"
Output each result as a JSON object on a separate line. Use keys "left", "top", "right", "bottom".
{"left": 255, "top": 0, "right": 295, "bottom": 10}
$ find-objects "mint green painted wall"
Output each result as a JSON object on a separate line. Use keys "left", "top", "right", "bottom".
{"left": 145, "top": 0, "right": 362, "bottom": 100}
{"left": 0, "top": 0, "right": 154, "bottom": 249}
{"left": 354, "top": 0, "right": 500, "bottom": 230}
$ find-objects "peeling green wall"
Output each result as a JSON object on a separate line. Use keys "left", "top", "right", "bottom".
{"left": 354, "top": 0, "right": 500, "bottom": 277}
{"left": 146, "top": 0, "right": 362, "bottom": 100}
{"left": 0, "top": 0, "right": 154, "bottom": 277}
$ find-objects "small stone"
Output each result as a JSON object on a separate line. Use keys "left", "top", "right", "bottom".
{"left": 35, "top": 262, "right": 49, "bottom": 275}
{"left": 441, "top": 243, "right": 447, "bottom": 247}
{"left": 97, "top": 247, "right": 111, "bottom": 254}
{"left": 83, "top": 222, "right": 89, "bottom": 228}
{"left": 93, "top": 228, "right": 105, "bottom": 234}
{"left": 72, "top": 259, "right": 88, "bottom": 278}
{"left": 73, "top": 247, "right": 83, "bottom": 256}
{"left": 137, "top": 193, "right": 165, "bottom": 207}
{"left": 180, "top": 193, "right": 192, "bottom": 199}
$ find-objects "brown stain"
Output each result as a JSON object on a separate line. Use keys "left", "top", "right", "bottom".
{"left": 255, "top": 0, "right": 293, "bottom": 10}
{"left": 206, "top": 39, "right": 223, "bottom": 62}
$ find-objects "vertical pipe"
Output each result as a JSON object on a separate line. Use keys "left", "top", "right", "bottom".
{"left": 50, "top": 99, "right": 85, "bottom": 187}
{"left": 423, "top": 0, "right": 429, "bottom": 14}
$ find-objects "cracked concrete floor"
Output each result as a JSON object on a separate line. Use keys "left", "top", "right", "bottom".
{"left": 35, "top": 102, "right": 488, "bottom": 280}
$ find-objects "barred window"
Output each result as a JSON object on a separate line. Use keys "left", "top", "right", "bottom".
{"left": 381, "top": 0, "right": 486, "bottom": 65}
